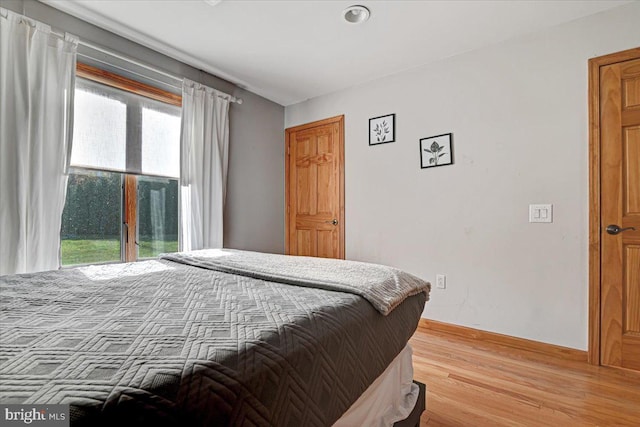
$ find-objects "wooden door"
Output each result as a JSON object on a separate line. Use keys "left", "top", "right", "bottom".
{"left": 599, "top": 55, "right": 640, "bottom": 370}
{"left": 285, "top": 116, "right": 344, "bottom": 259}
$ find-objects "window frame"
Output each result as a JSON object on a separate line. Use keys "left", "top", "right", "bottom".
{"left": 65, "top": 63, "right": 182, "bottom": 264}
{"left": 76, "top": 63, "right": 182, "bottom": 107}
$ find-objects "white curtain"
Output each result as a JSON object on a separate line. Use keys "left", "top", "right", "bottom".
{"left": 180, "top": 79, "right": 230, "bottom": 251}
{"left": 0, "top": 9, "right": 77, "bottom": 275}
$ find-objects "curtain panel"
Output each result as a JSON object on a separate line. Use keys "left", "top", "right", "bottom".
{"left": 0, "top": 8, "right": 78, "bottom": 275}
{"left": 180, "top": 79, "right": 230, "bottom": 251}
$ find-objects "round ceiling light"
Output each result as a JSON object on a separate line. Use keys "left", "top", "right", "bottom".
{"left": 343, "top": 5, "right": 370, "bottom": 24}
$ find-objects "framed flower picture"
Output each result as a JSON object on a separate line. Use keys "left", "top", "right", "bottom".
{"left": 369, "top": 114, "right": 395, "bottom": 145}
{"left": 420, "top": 133, "right": 453, "bottom": 168}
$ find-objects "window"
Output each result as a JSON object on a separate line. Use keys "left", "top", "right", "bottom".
{"left": 136, "top": 176, "right": 179, "bottom": 258}
{"left": 61, "top": 170, "right": 123, "bottom": 265}
{"left": 61, "top": 64, "right": 181, "bottom": 266}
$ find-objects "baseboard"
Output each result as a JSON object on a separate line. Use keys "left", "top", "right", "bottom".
{"left": 418, "top": 318, "right": 588, "bottom": 362}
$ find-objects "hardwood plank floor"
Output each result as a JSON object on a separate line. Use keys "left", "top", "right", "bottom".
{"left": 409, "top": 326, "right": 640, "bottom": 426}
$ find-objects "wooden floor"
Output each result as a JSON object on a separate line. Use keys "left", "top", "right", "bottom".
{"left": 409, "top": 327, "right": 640, "bottom": 426}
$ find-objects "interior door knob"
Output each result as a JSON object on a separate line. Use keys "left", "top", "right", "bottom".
{"left": 325, "top": 219, "right": 338, "bottom": 225}
{"left": 606, "top": 224, "right": 636, "bottom": 235}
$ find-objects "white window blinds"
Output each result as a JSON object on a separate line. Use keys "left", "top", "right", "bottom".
{"left": 71, "top": 82, "right": 127, "bottom": 171}
{"left": 70, "top": 78, "right": 181, "bottom": 178}
{"left": 141, "top": 106, "right": 181, "bottom": 178}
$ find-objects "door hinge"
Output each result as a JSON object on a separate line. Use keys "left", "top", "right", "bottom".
{"left": 287, "top": 145, "right": 290, "bottom": 155}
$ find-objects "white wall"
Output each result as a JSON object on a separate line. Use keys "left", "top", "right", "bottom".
{"left": 286, "top": 3, "right": 640, "bottom": 350}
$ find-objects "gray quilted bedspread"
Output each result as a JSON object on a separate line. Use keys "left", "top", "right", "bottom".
{"left": 0, "top": 256, "right": 427, "bottom": 427}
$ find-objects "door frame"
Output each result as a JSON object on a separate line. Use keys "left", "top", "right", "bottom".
{"left": 285, "top": 115, "right": 345, "bottom": 258}
{"left": 588, "top": 47, "right": 640, "bottom": 366}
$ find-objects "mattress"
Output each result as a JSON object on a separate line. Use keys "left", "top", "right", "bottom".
{"left": 0, "top": 250, "right": 429, "bottom": 426}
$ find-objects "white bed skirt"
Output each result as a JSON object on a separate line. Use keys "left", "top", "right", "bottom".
{"left": 333, "top": 344, "right": 420, "bottom": 427}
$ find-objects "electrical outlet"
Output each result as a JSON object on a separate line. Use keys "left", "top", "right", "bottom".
{"left": 436, "top": 274, "right": 446, "bottom": 289}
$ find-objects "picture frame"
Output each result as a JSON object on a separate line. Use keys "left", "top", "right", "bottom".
{"left": 369, "top": 113, "right": 395, "bottom": 145}
{"left": 420, "top": 133, "right": 453, "bottom": 168}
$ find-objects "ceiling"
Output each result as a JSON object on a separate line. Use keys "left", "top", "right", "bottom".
{"left": 42, "top": 0, "right": 630, "bottom": 106}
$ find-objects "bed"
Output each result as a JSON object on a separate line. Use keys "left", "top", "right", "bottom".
{"left": 0, "top": 249, "right": 430, "bottom": 426}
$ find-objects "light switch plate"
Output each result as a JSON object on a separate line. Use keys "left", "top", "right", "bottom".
{"left": 436, "top": 274, "right": 446, "bottom": 289}
{"left": 529, "top": 204, "right": 553, "bottom": 223}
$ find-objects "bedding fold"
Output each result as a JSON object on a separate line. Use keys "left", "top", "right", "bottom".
{"left": 160, "top": 249, "right": 430, "bottom": 315}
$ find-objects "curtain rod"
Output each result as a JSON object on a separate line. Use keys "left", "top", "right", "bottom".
{"left": 79, "top": 40, "right": 243, "bottom": 105}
